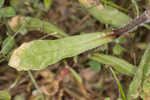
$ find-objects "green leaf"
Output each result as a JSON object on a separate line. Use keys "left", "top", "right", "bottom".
{"left": 0, "top": 0, "right": 5, "bottom": 8}
{"left": 127, "top": 44, "right": 150, "bottom": 100}
{"left": 0, "top": 7, "right": 16, "bottom": 17}
{"left": 88, "top": 60, "right": 101, "bottom": 72}
{"left": 9, "top": 32, "right": 114, "bottom": 71}
{"left": 78, "top": 0, "right": 132, "bottom": 28}
{"left": 8, "top": 16, "right": 68, "bottom": 38}
{"left": 113, "top": 44, "right": 125, "bottom": 55}
{"left": 44, "top": 0, "right": 52, "bottom": 9}
{"left": 89, "top": 53, "right": 137, "bottom": 76}
{"left": 1, "top": 36, "right": 16, "bottom": 55}
{"left": 0, "top": 90, "right": 11, "bottom": 100}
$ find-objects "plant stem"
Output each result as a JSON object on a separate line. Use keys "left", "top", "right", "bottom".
{"left": 28, "top": 71, "right": 41, "bottom": 92}
{"left": 110, "top": 67, "right": 127, "bottom": 100}
{"left": 27, "top": 71, "right": 45, "bottom": 100}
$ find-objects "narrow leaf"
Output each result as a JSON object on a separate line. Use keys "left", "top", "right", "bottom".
{"left": 140, "top": 45, "right": 150, "bottom": 100}
{"left": 1, "top": 36, "right": 16, "bottom": 55}
{"left": 9, "top": 32, "right": 114, "bottom": 71}
{"left": 127, "top": 44, "right": 150, "bottom": 100}
{"left": 8, "top": 16, "right": 68, "bottom": 38}
{"left": 89, "top": 53, "right": 137, "bottom": 76}
{"left": 78, "top": 0, "right": 132, "bottom": 28}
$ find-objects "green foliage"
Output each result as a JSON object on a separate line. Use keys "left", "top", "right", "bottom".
{"left": 44, "top": 0, "right": 52, "bottom": 9}
{"left": 1, "top": 36, "right": 16, "bottom": 55}
{"left": 0, "top": 90, "right": 11, "bottom": 100}
{"left": 9, "top": 32, "right": 114, "bottom": 71}
{"left": 89, "top": 53, "right": 137, "bottom": 76}
{"left": 88, "top": 60, "right": 101, "bottom": 72}
{"left": 0, "top": 7, "right": 16, "bottom": 17}
{"left": 78, "top": 0, "right": 132, "bottom": 28}
{"left": 113, "top": 44, "right": 125, "bottom": 55}
{"left": 0, "top": 0, "right": 5, "bottom": 8}
{"left": 9, "top": 16, "right": 68, "bottom": 38}
{"left": 127, "top": 45, "right": 150, "bottom": 100}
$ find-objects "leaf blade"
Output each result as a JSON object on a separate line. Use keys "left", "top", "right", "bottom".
{"left": 78, "top": 0, "right": 132, "bottom": 28}
{"left": 8, "top": 16, "right": 68, "bottom": 38}
{"left": 127, "top": 44, "right": 150, "bottom": 100}
{"left": 89, "top": 53, "right": 137, "bottom": 76}
{"left": 9, "top": 32, "right": 114, "bottom": 71}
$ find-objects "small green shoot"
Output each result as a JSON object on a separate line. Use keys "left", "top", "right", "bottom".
{"left": 113, "top": 44, "right": 126, "bottom": 55}
{"left": 88, "top": 60, "right": 101, "bottom": 72}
